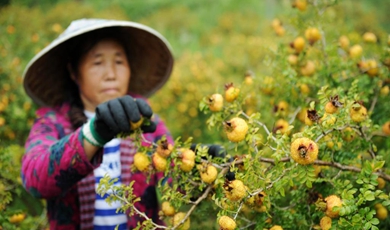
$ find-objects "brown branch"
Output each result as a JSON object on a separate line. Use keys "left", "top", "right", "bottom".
{"left": 369, "top": 88, "right": 379, "bottom": 114}
{"left": 115, "top": 195, "right": 168, "bottom": 229}
{"left": 223, "top": 157, "right": 390, "bottom": 182}
{"left": 173, "top": 186, "right": 212, "bottom": 229}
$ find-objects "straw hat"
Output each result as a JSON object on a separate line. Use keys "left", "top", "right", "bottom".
{"left": 23, "top": 18, "right": 174, "bottom": 107}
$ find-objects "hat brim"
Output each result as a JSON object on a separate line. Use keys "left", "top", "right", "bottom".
{"left": 23, "top": 20, "right": 174, "bottom": 107}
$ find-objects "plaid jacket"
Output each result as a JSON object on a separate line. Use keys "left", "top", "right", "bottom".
{"left": 21, "top": 101, "right": 173, "bottom": 230}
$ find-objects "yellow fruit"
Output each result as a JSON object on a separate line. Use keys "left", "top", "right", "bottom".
{"left": 305, "top": 27, "right": 322, "bottom": 45}
{"left": 321, "top": 113, "right": 336, "bottom": 127}
{"left": 339, "top": 35, "right": 350, "bottom": 50}
{"left": 325, "top": 195, "right": 342, "bottom": 218}
{"left": 274, "top": 119, "right": 290, "bottom": 135}
{"left": 224, "top": 117, "right": 248, "bottom": 142}
{"left": 359, "top": 60, "right": 379, "bottom": 76}
{"left": 199, "top": 164, "right": 218, "bottom": 184}
{"left": 325, "top": 102, "right": 338, "bottom": 114}
{"left": 304, "top": 113, "right": 314, "bottom": 126}
{"left": 377, "top": 177, "right": 386, "bottom": 189}
{"left": 292, "top": 0, "right": 307, "bottom": 11}
{"left": 246, "top": 191, "right": 267, "bottom": 208}
{"left": 271, "top": 19, "right": 282, "bottom": 29}
{"left": 314, "top": 165, "right": 322, "bottom": 177}
{"left": 218, "top": 215, "right": 237, "bottom": 230}
{"left": 366, "top": 60, "right": 379, "bottom": 76}
{"left": 300, "top": 60, "right": 316, "bottom": 76}
{"left": 290, "top": 137, "right": 318, "bottom": 165}
{"left": 180, "top": 149, "right": 196, "bottom": 172}
{"left": 161, "top": 201, "right": 175, "bottom": 216}
{"left": 261, "top": 76, "right": 275, "bottom": 94}
{"left": 134, "top": 152, "right": 150, "bottom": 172}
{"left": 320, "top": 216, "right": 332, "bottom": 230}
{"left": 208, "top": 94, "right": 224, "bottom": 112}
{"left": 274, "top": 25, "right": 285, "bottom": 36}
{"left": 172, "top": 212, "right": 190, "bottom": 230}
{"left": 382, "top": 121, "right": 390, "bottom": 135}
{"left": 342, "top": 127, "right": 355, "bottom": 142}
{"left": 244, "top": 76, "right": 253, "bottom": 85}
{"left": 297, "top": 108, "right": 309, "bottom": 123}
{"left": 224, "top": 179, "right": 247, "bottom": 201}
{"left": 270, "top": 225, "right": 283, "bottom": 230}
{"left": 225, "top": 83, "right": 240, "bottom": 102}
{"left": 363, "top": 32, "right": 377, "bottom": 43}
{"left": 9, "top": 213, "right": 25, "bottom": 224}
{"left": 349, "top": 44, "right": 363, "bottom": 58}
{"left": 277, "top": 100, "right": 289, "bottom": 115}
{"left": 299, "top": 84, "right": 310, "bottom": 95}
{"left": 130, "top": 117, "right": 144, "bottom": 130}
{"left": 291, "top": 36, "right": 306, "bottom": 53}
{"left": 375, "top": 203, "right": 388, "bottom": 220}
{"left": 181, "top": 148, "right": 195, "bottom": 161}
{"left": 380, "top": 85, "right": 389, "bottom": 96}
{"left": 0, "top": 117, "right": 5, "bottom": 127}
{"left": 180, "top": 159, "right": 195, "bottom": 172}
{"left": 288, "top": 54, "right": 299, "bottom": 65}
{"left": 152, "top": 153, "right": 168, "bottom": 172}
{"left": 156, "top": 140, "right": 174, "bottom": 158}
{"left": 349, "top": 103, "right": 368, "bottom": 123}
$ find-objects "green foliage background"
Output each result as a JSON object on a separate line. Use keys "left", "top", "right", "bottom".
{"left": 0, "top": 0, "right": 389, "bottom": 229}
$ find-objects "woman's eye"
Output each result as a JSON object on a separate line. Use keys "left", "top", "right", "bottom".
{"left": 116, "top": 60, "right": 123, "bottom": 64}
{"left": 93, "top": 62, "right": 102, "bottom": 65}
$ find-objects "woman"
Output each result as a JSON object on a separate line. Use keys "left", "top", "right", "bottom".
{"left": 21, "top": 19, "right": 175, "bottom": 229}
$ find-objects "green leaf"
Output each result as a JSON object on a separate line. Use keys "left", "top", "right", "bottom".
{"left": 382, "top": 200, "right": 390, "bottom": 206}
{"left": 352, "top": 214, "right": 362, "bottom": 223}
{"left": 372, "top": 161, "right": 385, "bottom": 171}
{"left": 364, "top": 191, "right": 375, "bottom": 201}
{"left": 306, "top": 180, "right": 312, "bottom": 188}
{"left": 356, "top": 179, "right": 364, "bottom": 184}
{"left": 370, "top": 218, "right": 379, "bottom": 225}
{"left": 280, "top": 187, "right": 285, "bottom": 197}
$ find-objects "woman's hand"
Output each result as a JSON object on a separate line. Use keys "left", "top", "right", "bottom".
{"left": 82, "top": 95, "right": 156, "bottom": 149}
{"left": 94, "top": 95, "right": 156, "bottom": 140}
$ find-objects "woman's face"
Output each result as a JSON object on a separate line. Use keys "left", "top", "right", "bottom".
{"left": 73, "top": 38, "right": 131, "bottom": 112}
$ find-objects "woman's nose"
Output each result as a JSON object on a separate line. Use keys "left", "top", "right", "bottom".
{"left": 105, "top": 63, "right": 116, "bottom": 80}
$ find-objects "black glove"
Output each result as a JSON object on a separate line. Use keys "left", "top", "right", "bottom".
{"left": 190, "top": 144, "right": 226, "bottom": 159}
{"left": 190, "top": 144, "right": 235, "bottom": 180}
{"left": 82, "top": 95, "right": 157, "bottom": 147}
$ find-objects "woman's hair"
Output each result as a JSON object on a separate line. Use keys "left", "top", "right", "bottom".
{"left": 65, "top": 28, "right": 132, "bottom": 129}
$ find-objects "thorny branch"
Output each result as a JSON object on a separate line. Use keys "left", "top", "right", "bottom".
{"left": 172, "top": 186, "right": 213, "bottom": 229}
{"left": 240, "top": 112, "right": 277, "bottom": 142}
{"left": 227, "top": 157, "right": 390, "bottom": 181}
{"left": 114, "top": 195, "right": 167, "bottom": 229}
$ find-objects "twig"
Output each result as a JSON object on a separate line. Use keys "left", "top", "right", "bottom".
{"left": 251, "top": 165, "right": 294, "bottom": 196}
{"left": 239, "top": 222, "right": 257, "bottom": 229}
{"left": 222, "top": 157, "right": 390, "bottom": 182}
{"left": 240, "top": 112, "right": 277, "bottom": 142}
{"left": 359, "top": 126, "right": 376, "bottom": 159}
{"left": 172, "top": 186, "right": 213, "bottom": 229}
{"left": 289, "top": 106, "right": 302, "bottom": 124}
{"left": 369, "top": 88, "right": 379, "bottom": 114}
{"left": 314, "top": 125, "right": 348, "bottom": 142}
{"left": 233, "top": 202, "right": 244, "bottom": 219}
{"left": 115, "top": 195, "right": 168, "bottom": 229}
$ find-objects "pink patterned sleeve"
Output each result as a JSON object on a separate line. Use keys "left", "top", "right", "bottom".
{"left": 21, "top": 108, "right": 103, "bottom": 199}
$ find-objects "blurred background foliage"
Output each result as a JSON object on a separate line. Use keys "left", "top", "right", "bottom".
{"left": 0, "top": 0, "right": 389, "bottom": 229}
